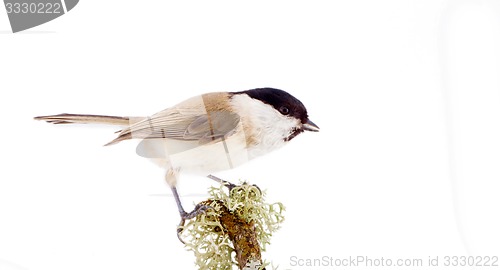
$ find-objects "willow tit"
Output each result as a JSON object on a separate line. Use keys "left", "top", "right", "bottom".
{"left": 35, "top": 87, "right": 319, "bottom": 220}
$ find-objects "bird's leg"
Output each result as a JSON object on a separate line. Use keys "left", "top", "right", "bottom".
{"left": 170, "top": 186, "right": 210, "bottom": 220}
{"left": 172, "top": 185, "right": 211, "bottom": 244}
{"left": 207, "top": 174, "right": 262, "bottom": 194}
{"left": 207, "top": 174, "right": 237, "bottom": 191}
{"left": 166, "top": 168, "right": 209, "bottom": 220}
{"left": 166, "top": 169, "right": 210, "bottom": 243}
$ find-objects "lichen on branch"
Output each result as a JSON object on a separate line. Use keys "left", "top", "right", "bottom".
{"left": 179, "top": 182, "right": 285, "bottom": 270}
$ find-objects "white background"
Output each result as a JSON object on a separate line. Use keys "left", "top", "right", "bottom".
{"left": 1, "top": 1, "right": 499, "bottom": 269}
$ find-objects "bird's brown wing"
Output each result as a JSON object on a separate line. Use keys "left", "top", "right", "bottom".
{"left": 105, "top": 93, "right": 240, "bottom": 146}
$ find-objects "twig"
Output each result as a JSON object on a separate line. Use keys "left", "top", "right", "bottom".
{"left": 179, "top": 181, "right": 285, "bottom": 270}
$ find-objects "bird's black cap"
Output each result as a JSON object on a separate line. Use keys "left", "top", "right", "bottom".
{"left": 232, "top": 87, "right": 310, "bottom": 124}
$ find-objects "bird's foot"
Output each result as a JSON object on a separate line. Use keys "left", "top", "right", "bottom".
{"left": 207, "top": 174, "right": 237, "bottom": 191}
{"left": 207, "top": 174, "right": 262, "bottom": 194}
{"left": 181, "top": 204, "right": 211, "bottom": 220}
{"left": 177, "top": 204, "right": 212, "bottom": 244}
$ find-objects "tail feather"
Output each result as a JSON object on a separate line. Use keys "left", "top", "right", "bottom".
{"left": 104, "top": 133, "right": 133, "bottom": 146}
{"left": 34, "top": 113, "right": 146, "bottom": 145}
{"left": 34, "top": 113, "right": 135, "bottom": 126}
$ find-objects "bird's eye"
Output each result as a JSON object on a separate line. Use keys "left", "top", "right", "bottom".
{"left": 279, "top": 106, "right": 290, "bottom": 115}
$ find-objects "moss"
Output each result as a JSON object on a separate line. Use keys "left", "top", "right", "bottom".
{"left": 179, "top": 182, "right": 285, "bottom": 270}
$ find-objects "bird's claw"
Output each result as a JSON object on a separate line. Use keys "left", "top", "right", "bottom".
{"left": 177, "top": 204, "right": 212, "bottom": 244}
{"left": 207, "top": 174, "right": 237, "bottom": 191}
{"left": 251, "top": 184, "right": 262, "bottom": 194}
{"left": 181, "top": 204, "right": 211, "bottom": 220}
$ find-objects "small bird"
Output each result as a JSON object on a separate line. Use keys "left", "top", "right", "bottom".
{"left": 35, "top": 87, "right": 319, "bottom": 220}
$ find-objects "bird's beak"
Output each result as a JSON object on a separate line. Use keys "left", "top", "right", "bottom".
{"left": 303, "top": 119, "right": 320, "bottom": 132}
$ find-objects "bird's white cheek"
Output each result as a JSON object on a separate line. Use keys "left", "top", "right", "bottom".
{"left": 248, "top": 116, "right": 299, "bottom": 158}
{"left": 230, "top": 94, "right": 300, "bottom": 158}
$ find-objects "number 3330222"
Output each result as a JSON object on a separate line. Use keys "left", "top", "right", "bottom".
{"left": 5, "top": 2, "right": 62, "bottom": 14}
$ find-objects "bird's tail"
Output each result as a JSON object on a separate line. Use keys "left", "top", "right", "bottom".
{"left": 34, "top": 113, "right": 139, "bottom": 126}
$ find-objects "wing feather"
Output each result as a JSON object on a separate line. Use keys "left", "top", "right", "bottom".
{"left": 105, "top": 93, "right": 240, "bottom": 146}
